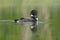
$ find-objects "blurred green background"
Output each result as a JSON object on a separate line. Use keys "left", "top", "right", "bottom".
{"left": 0, "top": 0, "right": 60, "bottom": 40}
{"left": 0, "top": 0, "right": 23, "bottom": 40}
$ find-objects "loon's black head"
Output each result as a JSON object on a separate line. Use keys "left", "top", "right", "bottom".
{"left": 31, "top": 10, "right": 38, "bottom": 16}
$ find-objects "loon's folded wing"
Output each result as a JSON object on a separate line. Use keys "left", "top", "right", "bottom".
{"left": 21, "top": 18, "right": 33, "bottom": 22}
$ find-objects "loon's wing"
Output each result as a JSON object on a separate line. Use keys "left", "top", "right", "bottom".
{"left": 20, "top": 18, "right": 33, "bottom": 22}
